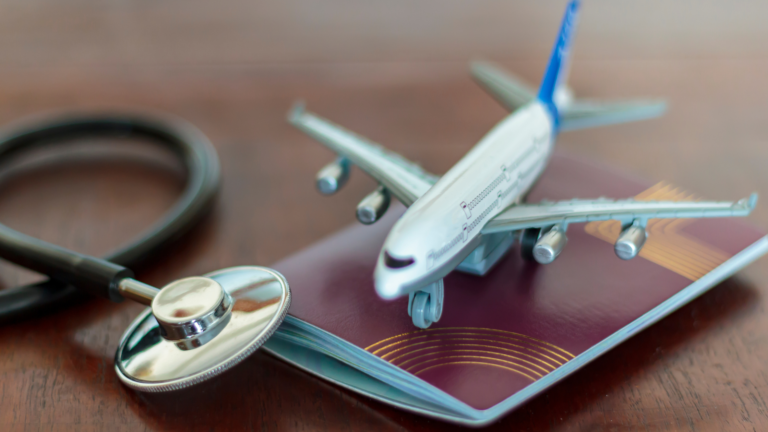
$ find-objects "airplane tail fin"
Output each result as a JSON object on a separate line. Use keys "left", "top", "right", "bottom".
{"left": 538, "top": 0, "right": 580, "bottom": 127}
{"left": 472, "top": 1, "right": 666, "bottom": 131}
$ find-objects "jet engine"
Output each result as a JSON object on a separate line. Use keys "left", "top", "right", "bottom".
{"left": 532, "top": 226, "right": 567, "bottom": 264}
{"left": 357, "top": 186, "right": 391, "bottom": 225}
{"left": 614, "top": 223, "right": 647, "bottom": 260}
{"left": 316, "top": 158, "right": 350, "bottom": 195}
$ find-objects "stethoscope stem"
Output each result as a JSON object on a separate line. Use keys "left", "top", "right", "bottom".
{"left": 117, "top": 279, "right": 159, "bottom": 305}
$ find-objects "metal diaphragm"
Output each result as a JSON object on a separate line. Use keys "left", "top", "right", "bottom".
{"left": 114, "top": 266, "right": 291, "bottom": 392}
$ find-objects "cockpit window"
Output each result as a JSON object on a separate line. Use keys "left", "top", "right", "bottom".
{"left": 384, "top": 251, "right": 415, "bottom": 269}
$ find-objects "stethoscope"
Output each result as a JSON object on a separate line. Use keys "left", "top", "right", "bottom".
{"left": 0, "top": 113, "right": 290, "bottom": 392}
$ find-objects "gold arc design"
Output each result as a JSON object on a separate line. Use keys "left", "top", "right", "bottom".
{"left": 652, "top": 244, "right": 728, "bottom": 274}
{"left": 640, "top": 237, "right": 717, "bottom": 270}
{"left": 649, "top": 218, "right": 728, "bottom": 262}
{"left": 641, "top": 218, "right": 727, "bottom": 263}
{"left": 387, "top": 342, "right": 559, "bottom": 370}
{"left": 394, "top": 348, "right": 554, "bottom": 374}
{"left": 366, "top": 327, "right": 575, "bottom": 358}
{"left": 584, "top": 181, "right": 733, "bottom": 281}
{"left": 646, "top": 239, "right": 721, "bottom": 271}
{"left": 405, "top": 355, "right": 542, "bottom": 379}
{"left": 413, "top": 361, "right": 536, "bottom": 381}
{"left": 657, "top": 233, "right": 729, "bottom": 263}
{"left": 652, "top": 234, "right": 726, "bottom": 266}
{"left": 374, "top": 332, "right": 571, "bottom": 363}
{"left": 660, "top": 233, "right": 730, "bottom": 263}
{"left": 377, "top": 337, "right": 566, "bottom": 367}
{"left": 587, "top": 222, "right": 714, "bottom": 280}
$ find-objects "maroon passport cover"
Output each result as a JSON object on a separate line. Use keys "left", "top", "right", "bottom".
{"left": 268, "top": 153, "right": 767, "bottom": 420}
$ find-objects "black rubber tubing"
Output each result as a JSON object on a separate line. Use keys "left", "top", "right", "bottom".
{"left": 0, "top": 113, "right": 220, "bottom": 323}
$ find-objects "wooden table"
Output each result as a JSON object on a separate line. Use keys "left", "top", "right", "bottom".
{"left": 1, "top": 1, "right": 767, "bottom": 430}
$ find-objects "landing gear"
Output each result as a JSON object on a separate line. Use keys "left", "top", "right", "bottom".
{"left": 408, "top": 279, "right": 444, "bottom": 329}
{"left": 520, "top": 228, "right": 542, "bottom": 261}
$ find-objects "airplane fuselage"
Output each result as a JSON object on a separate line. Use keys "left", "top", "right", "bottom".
{"left": 374, "top": 101, "right": 556, "bottom": 299}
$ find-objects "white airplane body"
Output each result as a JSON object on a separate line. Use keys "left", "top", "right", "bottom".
{"left": 378, "top": 103, "right": 553, "bottom": 295}
{"left": 290, "top": 0, "right": 757, "bottom": 329}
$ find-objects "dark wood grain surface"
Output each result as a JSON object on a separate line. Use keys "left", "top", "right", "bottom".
{"left": 0, "top": 1, "right": 767, "bottom": 430}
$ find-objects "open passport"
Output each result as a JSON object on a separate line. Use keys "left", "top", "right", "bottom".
{"left": 262, "top": 153, "right": 768, "bottom": 426}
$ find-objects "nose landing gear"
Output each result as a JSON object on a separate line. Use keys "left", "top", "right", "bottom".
{"left": 408, "top": 279, "right": 444, "bottom": 329}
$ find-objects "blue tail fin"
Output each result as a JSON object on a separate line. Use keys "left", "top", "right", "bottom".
{"left": 538, "top": 0, "right": 580, "bottom": 128}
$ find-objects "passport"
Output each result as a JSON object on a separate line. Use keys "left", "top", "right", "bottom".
{"left": 263, "top": 153, "right": 767, "bottom": 426}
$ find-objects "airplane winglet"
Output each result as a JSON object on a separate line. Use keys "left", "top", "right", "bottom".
{"left": 288, "top": 101, "right": 306, "bottom": 124}
{"left": 749, "top": 192, "right": 759, "bottom": 210}
{"left": 736, "top": 193, "right": 759, "bottom": 213}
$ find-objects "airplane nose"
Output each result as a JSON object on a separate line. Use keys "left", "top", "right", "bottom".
{"left": 374, "top": 275, "right": 400, "bottom": 300}
{"left": 374, "top": 264, "right": 403, "bottom": 300}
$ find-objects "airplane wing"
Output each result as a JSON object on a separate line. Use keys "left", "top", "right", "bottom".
{"left": 289, "top": 103, "right": 439, "bottom": 206}
{"left": 470, "top": 61, "right": 667, "bottom": 130}
{"left": 558, "top": 99, "right": 668, "bottom": 132}
{"left": 470, "top": 61, "right": 536, "bottom": 112}
{"left": 482, "top": 194, "right": 758, "bottom": 234}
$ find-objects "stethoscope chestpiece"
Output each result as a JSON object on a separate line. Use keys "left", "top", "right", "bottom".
{"left": 152, "top": 277, "right": 234, "bottom": 350}
{"left": 115, "top": 266, "right": 290, "bottom": 392}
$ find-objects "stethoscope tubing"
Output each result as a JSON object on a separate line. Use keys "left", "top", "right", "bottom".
{"left": 0, "top": 113, "right": 221, "bottom": 323}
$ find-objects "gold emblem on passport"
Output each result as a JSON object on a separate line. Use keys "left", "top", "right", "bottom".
{"left": 585, "top": 182, "right": 731, "bottom": 280}
{"left": 367, "top": 327, "right": 574, "bottom": 381}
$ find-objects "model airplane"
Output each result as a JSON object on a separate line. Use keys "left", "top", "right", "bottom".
{"left": 289, "top": 0, "right": 757, "bottom": 329}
